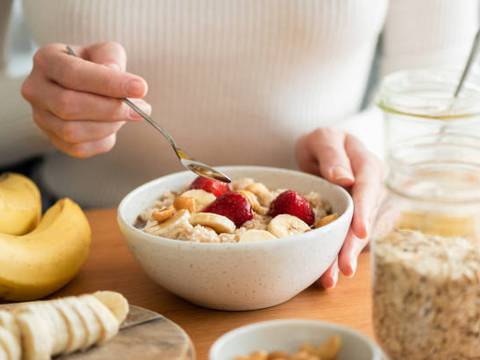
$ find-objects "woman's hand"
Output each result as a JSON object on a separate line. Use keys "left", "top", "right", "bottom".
{"left": 295, "top": 128, "right": 384, "bottom": 289}
{"left": 22, "top": 42, "right": 150, "bottom": 158}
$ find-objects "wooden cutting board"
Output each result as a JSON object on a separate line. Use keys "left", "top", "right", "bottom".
{"left": 0, "top": 304, "right": 195, "bottom": 360}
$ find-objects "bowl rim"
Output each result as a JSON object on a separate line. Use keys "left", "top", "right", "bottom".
{"left": 209, "top": 319, "right": 383, "bottom": 359}
{"left": 117, "top": 166, "right": 353, "bottom": 248}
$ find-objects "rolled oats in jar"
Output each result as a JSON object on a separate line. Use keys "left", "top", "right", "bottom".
{"left": 371, "top": 134, "right": 480, "bottom": 360}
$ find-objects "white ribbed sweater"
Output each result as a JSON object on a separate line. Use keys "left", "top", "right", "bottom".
{"left": 0, "top": 0, "right": 478, "bottom": 206}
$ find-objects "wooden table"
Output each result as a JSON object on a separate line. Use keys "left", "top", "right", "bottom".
{"left": 57, "top": 209, "right": 374, "bottom": 360}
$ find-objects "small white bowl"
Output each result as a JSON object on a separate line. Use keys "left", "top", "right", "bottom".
{"left": 209, "top": 320, "right": 386, "bottom": 360}
{"left": 118, "top": 166, "right": 353, "bottom": 310}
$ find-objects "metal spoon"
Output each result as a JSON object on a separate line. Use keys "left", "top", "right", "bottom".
{"left": 452, "top": 28, "right": 480, "bottom": 99}
{"left": 439, "top": 28, "right": 480, "bottom": 135}
{"left": 65, "top": 46, "right": 231, "bottom": 183}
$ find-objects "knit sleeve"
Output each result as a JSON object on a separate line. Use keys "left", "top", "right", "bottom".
{"left": 0, "top": 0, "right": 51, "bottom": 167}
{"left": 381, "top": 0, "right": 479, "bottom": 75}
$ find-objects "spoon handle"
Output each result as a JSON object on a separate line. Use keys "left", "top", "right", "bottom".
{"left": 453, "top": 28, "right": 480, "bottom": 98}
{"left": 122, "top": 98, "right": 178, "bottom": 149}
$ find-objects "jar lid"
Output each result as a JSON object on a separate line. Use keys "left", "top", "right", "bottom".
{"left": 377, "top": 68, "right": 480, "bottom": 120}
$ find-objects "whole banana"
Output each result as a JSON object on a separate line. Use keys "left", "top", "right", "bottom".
{"left": 0, "top": 198, "right": 91, "bottom": 301}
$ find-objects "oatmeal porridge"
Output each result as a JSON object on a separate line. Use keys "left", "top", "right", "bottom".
{"left": 136, "top": 176, "right": 337, "bottom": 243}
{"left": 373, "top": 229, "right": 480, "bottom": 360}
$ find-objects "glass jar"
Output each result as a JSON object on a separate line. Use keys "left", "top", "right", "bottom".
{"left": 377, "top": 68, "right": 480, "bottom": 153}
{"left": 371, "top": 134, "right": 480, "bottom": 360}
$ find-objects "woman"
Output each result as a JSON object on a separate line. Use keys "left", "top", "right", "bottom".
{"left": 0, "top": 0, "right": 477, "bottom": 288}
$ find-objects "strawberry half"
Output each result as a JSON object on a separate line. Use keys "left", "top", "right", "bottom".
{"left": 204, "top": 192, "right": 253, "bottom": 227}
{"left": 189, "top": 176, "right": 230, "bottom": 197}
{"left": 269, "top": 190, "right": 315, "bottom": 226}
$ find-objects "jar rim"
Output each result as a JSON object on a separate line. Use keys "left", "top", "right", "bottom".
{"left": 377, "top": 68, "right": 480, "bottom": 119}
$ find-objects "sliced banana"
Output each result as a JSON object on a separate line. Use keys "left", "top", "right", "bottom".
{"left": 64, "top": 297, "right": 100, "bottom": 350}
{"left": 239, "top": 229, "right": 277, "bottom": 243}
{"left": 93, "top": 291, "right": 129, "bottom": 325}
{"left": 179, "top": 189, "right": 216, "bottom": 212}
{"left": 53, "top": 299, "right": 86, "bottom": 353}
{"left": 153, "top": 209, "right": 191, "bottom": 236}
{"left": 16, "top": 311, "right": 51, "bottom": 360}
{"left": 15, "top": 304, "right": 55, "bottom": 357}
{"left": 0, "top": 327, "right": 20, "bottom": 360}
{"left": 238, "top": 190, "right": 268, "bottom": 215}
{"left": 190, "top": 213, "right": 236, "bottom": 234}
{"left": 80, "top": 295, "right": 119, "bottom": 344}
{"left": 41, "top": 303, "right": 68, "bottom": 356}
{"left": 230, "top": 177, "right": 255, "bottom": 191}
{"left": 0, "top": 310, "right": 21, "bottom": 360}
{"left": 0, "top": 310, "right": 20, "bottom": 339}
{"left": 245, "top": 183, "right": 274, "bottom": 206}
{"left": 268, "top": 214, "right": 311, "bottom": 238}
{"left": 0, "top": 342, "right": 7, "bottom": 360}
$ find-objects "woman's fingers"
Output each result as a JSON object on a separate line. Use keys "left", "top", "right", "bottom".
{"left": 24, "top": 42, "right": 150, "bottom": 158}
{"left": 24, "top": 75, "right": 151, "bottom": 122}
{"left": 48, "top": 131, "right": 118, "bottom": 159}
{"left": 33, "top": 109, "right": 126, "bottom": 145}
{"left": 338, "top": 229, "right": 368, "bottom": 277}
{"left": 44, "top": 81, "right": 151, "bottom": 122}
{"left": 345, "top": 134, "right": 384, "bottom": 239}
{"left": 33, "top": 43, "right": 147, "bottom": 98}
{"left": 317, "top": 258, "right": 339, "bottom": 289}
{"left": 86, "top": 42, "right": 127, "bottom": 71}
{"left": 296, "top": 129, "right": 354, "bottom": 187}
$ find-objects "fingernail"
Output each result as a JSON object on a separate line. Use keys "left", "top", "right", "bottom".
{"left": 331, "top": 166, "right": 354, "bottom": 183}
{"left": 126, "top": 79, "right": 146, "bottom": 97}
{"left": 325, "top": 266, "right": 339, "bottom": 289}
{"left": 105, "top": 63, "right": 121, "bottom": 71}
{"left": 128, "top": 101, "right": 151, "bottom": 120}
{"left": 345, "top": 257, "right": 358, "bottom": 278}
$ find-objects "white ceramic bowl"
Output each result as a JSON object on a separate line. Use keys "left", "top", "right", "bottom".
{"left": 209, "top": 320, "right": 386, "bottom": 360}
{"left": 118, "top": 166, "right": 353, "bottom": 311}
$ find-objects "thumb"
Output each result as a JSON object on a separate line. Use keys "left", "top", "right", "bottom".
{"left": 86, "top": 41, "right": 127, "bottom": 72}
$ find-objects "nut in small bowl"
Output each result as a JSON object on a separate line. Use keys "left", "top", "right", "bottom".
{"left": 209, "top": 320, "right": 386, "bottom": 360}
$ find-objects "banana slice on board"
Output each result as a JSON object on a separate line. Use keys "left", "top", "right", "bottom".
{"left": 80, "top": 295, "right": 119, "bottom": 344}
{"left": 39, "top": 303, "right": 68, "bottom": 356}
{"left": 0, "top": 327, "right": 20, "bottom": 360}
{"left": 65, "top": 297, "right": 100, "bottom": 350}
{"left": 93, "top": 291, "right": 129, "bottom": 325}
{"left": 52, "top": 300, "right": 86, "bottom": 353}
{"left": 190, "top": 213, "right": 236, "bottom": 234}
{"left": 0, "top": 311, "right": 20, "bottom": 360}
{"left": 179, "top": 190, "right": 216, "bottom": 212}
{"left": 268, "top": 214, "right": 311, "bottom": 238}
{"left": 0, "top": 342, "right": 7, "bottom": 360}
{"left": 239, "top": 229, "right": 277, "bottom": 243}
{"left": 0, "top": 311, "right": 20, "bottom": 339}
{"left": 16, "top": 311, "right": 51, "bottom": 360}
